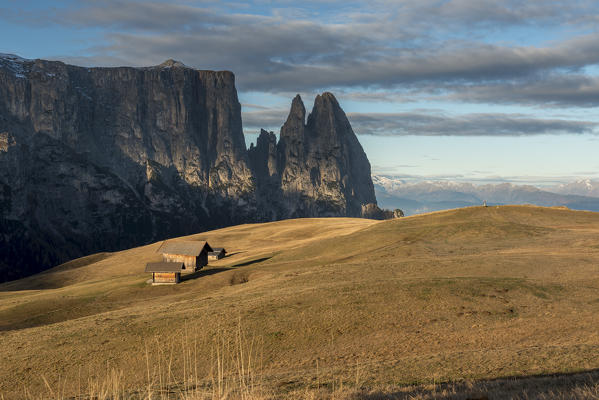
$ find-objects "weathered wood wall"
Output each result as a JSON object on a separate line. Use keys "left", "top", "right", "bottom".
{"left": 198, "top": 252, "right": 208, "bottom": 267}
{"left": 162, "top": 254, "right": 197, "bottom": 270}
{"left": 153, "top": 272, "right": 179, "bottom": 283}
{"left": 161, "top": 253, "right": 208, "bottom": 271}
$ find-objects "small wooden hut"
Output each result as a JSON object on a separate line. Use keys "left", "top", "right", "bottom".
{"left": 145, "top": 262, "right": 184, "bottom": 285}
{"left": 208, "top": 247, "right": 227, "bottom": 261}
{"left": 157, "top": 240, "right": 213, "bottom": 272}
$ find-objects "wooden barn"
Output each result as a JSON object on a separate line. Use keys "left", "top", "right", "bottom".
{"left": 157, "top": 240, "right": 213, "bottom": 272}
{"left": 208, "top": 247, "right": 227, "bottom": 261}
{"left": 145, "top": 262, "right": 184, "bottom": 285}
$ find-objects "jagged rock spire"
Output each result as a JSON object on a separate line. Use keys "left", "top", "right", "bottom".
{"left": 250, "top": 92, "right": 377, "bottom": 218}
{"left": 280, "top": 94, "right": 306, "bottom": 143}
{"left": 286, "top": 95, "right": 306, "bottom": 124}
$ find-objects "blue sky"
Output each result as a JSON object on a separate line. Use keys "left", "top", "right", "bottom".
{"left": 2, "top": 0, "right": 599, "bottom": 184}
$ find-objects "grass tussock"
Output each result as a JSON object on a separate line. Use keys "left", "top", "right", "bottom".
{"left": 20, "top": 356, "right": 599, "bottom": 400}
{"left": 24, "top": 320, "right": 268, "bottom": 400}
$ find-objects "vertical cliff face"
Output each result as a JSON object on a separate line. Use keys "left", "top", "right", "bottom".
{"left": 278, "top": 95, "right": 308, "bottom": 192}
{"left": 0, "top": 55, "right": 256, "bottom": 282}
{"left": 248, "top": 129, "right": 279, "bottom": 184}
{"left": 0, "top": 55, "right": 379, "bottom": 282}
{"left": 0, "top": 56, "right": 254, "bottom": 203}
{"left": 250, "top": 93, "right": 377, "bottom": 218}
{"left": 303, "top": 93, "right": 376, "bottom": 216}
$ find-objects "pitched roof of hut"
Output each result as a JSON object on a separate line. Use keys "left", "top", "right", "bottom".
{"left": 145, "top": 262, "right": 185, "bottom": 272}
{"left": 157, "top": 240, "right": 213, "bottom": 256}
{"left": 211, "top": 247, "right": 226, "bottom": 253}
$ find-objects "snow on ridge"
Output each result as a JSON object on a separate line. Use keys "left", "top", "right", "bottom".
{"left": 551, "top": 179, "right": 599, "bottom": 197}
{"left": 0, "top": 54, "right": 30, "bottom": 79}
{"left": 374, "top": 174, "right": 599, "bottom": 199}
{"left": 0, "top": 53, "right": 29, "bottom": 62}
{"left": 372, "top": 174, "right": 472, "bottom": 191}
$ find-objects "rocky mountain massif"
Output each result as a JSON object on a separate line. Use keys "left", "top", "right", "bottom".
{"left": 374, "top": 175, "right": 599, "bottom": 216}
{"left": 248, "top": 93, "right": 377, "bottom": 218}
{"left": 0, "top": 54, "right": 383, "bottom": 282}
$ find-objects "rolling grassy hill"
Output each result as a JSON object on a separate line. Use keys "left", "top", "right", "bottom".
{"left": 1, "top": 206, "right": 599, "bottom": 399}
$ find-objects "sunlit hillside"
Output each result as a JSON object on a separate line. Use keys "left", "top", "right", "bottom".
{"left": 2, "top": 206, "right": 599, "bottom": 399}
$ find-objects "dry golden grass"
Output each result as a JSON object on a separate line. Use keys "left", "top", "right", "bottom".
{"left": 1, "top": 206, "right": 599, "bottom": 399}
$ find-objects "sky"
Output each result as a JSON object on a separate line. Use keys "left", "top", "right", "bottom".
{"left": 2, "top": 0, "right": 599, "bottom": 185}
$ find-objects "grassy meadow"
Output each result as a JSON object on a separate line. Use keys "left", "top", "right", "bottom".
{"left": 1, "top": 205, "right": 599, "bottom": 399}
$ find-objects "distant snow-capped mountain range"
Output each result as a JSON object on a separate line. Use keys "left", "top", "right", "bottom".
{"left": 373, "top": 175, "right": 599, "bottom": 216}
{"left": 550, "top": 179, "right": 599, "bottom": 197}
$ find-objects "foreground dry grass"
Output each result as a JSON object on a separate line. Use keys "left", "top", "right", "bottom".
{"left": 1, "top": 206, "right": 599, "bottom": 399}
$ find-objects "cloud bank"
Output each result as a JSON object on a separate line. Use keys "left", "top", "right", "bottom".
{"left": 347, "top": 112, "right": 598, "bottom": 136}
{"left": 4, "top": 0, "right": 599, "bottom": 143}
{"left": 242, "top": 108, "right": 598, "bottom": 136}
{"left": 3, "top": 0, "right": 599, "bottom": 108}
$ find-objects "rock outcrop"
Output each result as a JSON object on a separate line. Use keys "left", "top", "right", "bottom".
{"left": 250, "top": 93, "right": 377, "bottom": 218}
{"left": 0, "top": 54, "right": 381, "bottom": 282}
